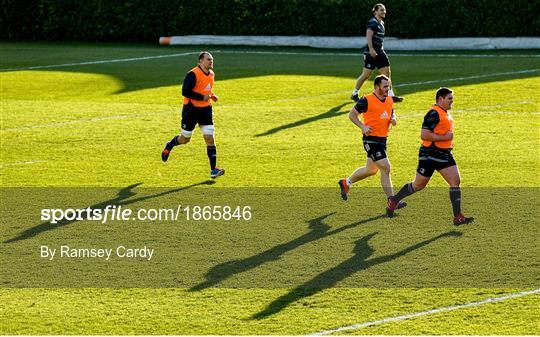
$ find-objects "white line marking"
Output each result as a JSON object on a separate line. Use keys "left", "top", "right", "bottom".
{"left": 399, "top": 101, "right": 538, "bottom": 119}
{"left": 2, "top": 50, "right": 539, "bottom": 72}
{"left": 0, "top": 51, "right": 200, "bottom": 72}
{"left": 1, "top": 114, "right": 149, "bottom": 132}
{"left": 454, "top": 100, "right": 532, "bottom": 111}
{"left": 309, "top": 288, "right": 540, "bottom": 336}
{"left": 1, "top": 160, "right": 46, "bottom": 167}
{"left": 401, "top": 110, "right": 540, "bottom": 119}
{"left": 395, "top": 69, "right": 540, "bottom": 88}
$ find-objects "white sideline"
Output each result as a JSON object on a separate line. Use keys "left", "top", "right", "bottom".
{"left": 395, "top": 69, "right": 540, "bottom": 88}
{"left": 0, "top": 51, "right": 200, "bottom": 72}
{"left": 1, "top": 50, "right": 539, "bottom": 72}
{"left": 309, "top": 288, "right": 540, "bottom": 336}
{"left": 1, "top": 114, "right": 148, "bottom": 132}
{"left": 1, "top": 160, "right": 46, "bottom": 167}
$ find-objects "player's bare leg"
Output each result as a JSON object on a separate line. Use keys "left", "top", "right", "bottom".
{"left": 373, "top": 157, "right": 393, "bottom": 197}
{"left": 379, "top": 66, "right": 403, "bottom": 102}
{"left": 338, "top": 158, "right": 378, "bottom": 200}
{"left": 411, "top": 172, "right": 430, "bottom": 192}
{"left": 350, "top": 157, "right": 379, "bottom": 183}
{"left": 352, "top": 68, "right": 374, "bottom": 102}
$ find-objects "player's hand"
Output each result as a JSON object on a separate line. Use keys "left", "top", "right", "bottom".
{"left": 443, "top": 132, "right": 454, "bottom": 140}
{"left": 370, "top": 49, "right": 377, "bottom": 58}
{"left": 361, "top": 125, "right": 372, "bottom": 136}
{"left": 202, "top": 94, "right": 211, "bottom": 101}
{"left": 210, "top": 94, "right": 218, "bottom": 102}
{"left": 391, "top": 113, "right": 397, "bottom": 126}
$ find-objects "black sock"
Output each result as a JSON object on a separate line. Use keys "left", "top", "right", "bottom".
{"left": 207, "top": 145, "right": 217, "bottom": 170}
{"left": 394, "top": 183, "right": 415, "bottom": 201}
{"left": 166, "top": 136, "right": 180, "bottom": 150}
{"left": 449, "top": 187, "right": 462, "bottom": 217}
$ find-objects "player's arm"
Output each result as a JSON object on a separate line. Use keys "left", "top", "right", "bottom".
{"left": 420, "top": 110, "right": 453, "bottom": 141}
{"left": 366, "top": 27, "right": 377, "bottom": 58}
{"left": 390, "top": 108, "right": 397, "bottom": 126}
{"left": 349, "top": 97, "right": 372, "bottom": 135}
{"left": 182, "top": 72, "right": 210, "bottom": 101}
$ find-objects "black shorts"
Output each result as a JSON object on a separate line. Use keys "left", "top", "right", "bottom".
{"left": 363, "top": 51, "right": 390, "bottom": 70}
{"left": 416, "top": 146, "right": 457, "bottom": 177}
{"left": 181, "top": 104, "right": 213, "bottom": 132}
{"left": 363, "top": 136, "right": 387, "bottom": 162}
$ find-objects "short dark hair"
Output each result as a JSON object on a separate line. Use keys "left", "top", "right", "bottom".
{"left": 199, "top": 51, "right": 211, "bottom": 60}
{"left": 372, "top": 3, "right": 385, "bottom": 13}
{"left": 374, "top": 74, "right": 389, "bottom": 87}
{"left": 436, "top": 87, "right": 453, "bottom": 101}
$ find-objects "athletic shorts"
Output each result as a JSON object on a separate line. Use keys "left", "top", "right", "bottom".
{"left": 363, "top": 136, "right": 387, "bottom": 162}
{"left": 363, "top": 51, "right": 390, "bottom": 70}
{"left": 416, "top": 146, "right": 457, "bottom": 177}
{"left": 181, "top": 104, "right": 213, "bottom": 132}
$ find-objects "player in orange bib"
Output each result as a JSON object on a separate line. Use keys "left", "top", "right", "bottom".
{"left": 161, "top": 52, "right": 224, "bottom": 179}
{"left": 338, "top": 75, "right": 406, "bottom": 209}
{"left": 386, "top": 87, "right": 474, "bottom": 226}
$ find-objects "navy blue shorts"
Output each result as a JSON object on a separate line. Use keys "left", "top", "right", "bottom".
{"left": 363, "top": 51, "right": 390, "bottom": 70}
{"left": 181, "top": 104, "right": 213, "bottom": 132}
{"left": 417, "top": 146, "right": 457, "bottom": 177}
{"left": 363, "top": 136, "right": 388, "bottom": 162}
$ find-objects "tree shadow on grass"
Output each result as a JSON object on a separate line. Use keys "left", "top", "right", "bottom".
{"left": 8, "top": 44, "right": 538, "bottom": 96}
{"left": 4, "top": 180, "right": 215, "bottom": 244}
{"left": 190, "top": 212, "right": 386, "bottom": 291}
{"left": 251, "top": 230, "right": 462, "bottom": 319}
{"left": 255, "top": 102, "right": 350, "bottom": 137}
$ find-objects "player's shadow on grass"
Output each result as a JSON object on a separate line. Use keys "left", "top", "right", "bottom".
{"left": 251, "top": 230, "right": 462, "bottom": 320}
{"left": 189, "top": 212, "right": 386, "bottom": 291}
{"left": 4, "top": 180, "right": 215, "bottom": 244}
{"left": 255, "top": 102, "right": 349, "bottom": 137}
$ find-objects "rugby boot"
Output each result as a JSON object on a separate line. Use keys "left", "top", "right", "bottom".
{"left": 338, "top": 179, "right": 350, "bottom": 201}
{"left": 211, "top": 167, "right": 225, "bottom": 179}
{"left": 161, "top": 142, "right": 172, "bottom": 162}
{"left": 386, "top": 196, "right": 399, "bottom": 218}
{"left": 453, "top": 213, "right": 474, "bottom": 226}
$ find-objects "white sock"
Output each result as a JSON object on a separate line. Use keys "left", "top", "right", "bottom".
{"left": 352, "top": 89, "right": 359, "bottom": 95}
{"left": 389, "top": 89, "right": 395, "bottom": 97}
{"left": 346, "top": 177, "right": 352, "bottom": 186}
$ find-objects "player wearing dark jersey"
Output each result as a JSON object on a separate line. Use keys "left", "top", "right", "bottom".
{"left": 351, "top": 3, "right": 403, "bottom": 103}
{"left": 339, "top": 75, "right": 405, "bottom": 209}
{"left": 386, "top": 87, "right": 474, "bottom": 226}
{"left": 161, "top": 52, "right": 225, "bottom": 179}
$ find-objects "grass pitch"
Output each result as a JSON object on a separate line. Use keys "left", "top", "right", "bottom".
{"left": 1, "top": 42, "right": 539, "bottom": 335}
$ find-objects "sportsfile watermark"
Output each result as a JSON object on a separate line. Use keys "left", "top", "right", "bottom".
{"left": 2, "top": 187, "right": 538, "bottom": 288}
{"left": 40, "top": 205, "right": 252, "bottom": 224}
